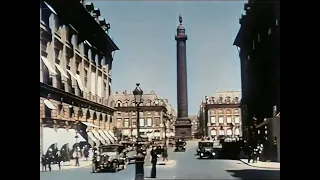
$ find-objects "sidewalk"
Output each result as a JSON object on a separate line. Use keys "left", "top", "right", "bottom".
{"left": 240, "top": 159, "right": 280, "bottom": 170}
{"left": 40, "top": 158, "right": 92, "bottom": 172}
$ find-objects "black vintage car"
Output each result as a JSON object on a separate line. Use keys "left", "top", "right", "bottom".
{"left": 198, "top": 141, "right": 215, "bottom": 159}
{"left": 174, "top": 139, "right": 186, "bottom": 152}
{"left": 92, "top": 144, "right": 128, "bottom": 173}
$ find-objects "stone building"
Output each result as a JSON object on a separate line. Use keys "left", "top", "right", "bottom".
{"left": 111, "top": 90, "right": 176, "bottom": 140}
{"left": 199, "top": 90, "right": 242, "bottom": 141}
{"left": 233, "top": 0, "right": 279, "bottom": 161}
{"left": 40, "top": 0, "right": 119, "bottom": 155}
{"left": 190, "top": 115, "right": 199, "bottom": 136}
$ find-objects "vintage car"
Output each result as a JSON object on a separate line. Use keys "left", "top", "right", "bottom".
{"left": 174, "top": 139, "right": 186, "bottom": 152}
{"left": 198, "top": 141, "right": 216, "bottom": 159}
{"left": 92, "top": 144, "right": 128, "bottom": 173}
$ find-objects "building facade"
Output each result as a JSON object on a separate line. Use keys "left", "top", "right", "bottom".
{"left": 190, "top": 116, "right": 199, "bottom": 136}
{"left": 40, "top": 0, "right": 119, "bottom": 155}
{"left": 199, "top": 91, "right": 242, "bottom": 141}
{"left": 233, "top": 0, "right": 279, "bottom": 161}
{"left": 111, "top": 90, "right": 176, "bottom": 140}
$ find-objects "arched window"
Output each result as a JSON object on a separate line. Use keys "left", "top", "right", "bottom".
{"left": 210, "top": 129, "right": 217, "bottom": 136}
{"left": 235, "top": 128, "right": 240, "bottom": 135}
{"left": 117, "top": 101, "right": 122, "bottom": 107}
{"left": 219, "top": 129, "right": 225, "bottom": 136}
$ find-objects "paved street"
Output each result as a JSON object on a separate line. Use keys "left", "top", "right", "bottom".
{"left": 40, "top": 141, "right": 280, "bottom": 180}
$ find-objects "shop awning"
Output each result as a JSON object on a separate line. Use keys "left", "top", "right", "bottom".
{"left": 44, "top": 99, "right": 56, "bottom": 110}
{"left": 43, "top": 127, "right": 58, "bottom": 154}
{"left": 107, "top": 130, "right": 118, "bottom": 141}
{"left": 103, "top": 130, "right": 115, "bottom": 144}
{"left": 57, "top": 128, "right": 69, "bottom": 149}
{"left": 98, "top": 130, "right": 111, "bottom": 144}
{"left": 91, "top": 129, "right": 106, "bottom": 144}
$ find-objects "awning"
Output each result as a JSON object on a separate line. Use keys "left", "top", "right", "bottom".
{"left": 98, "top": 130, "right": 111, "bottom": 144}
{"left": 75, "top": 74, "right": 85, "bottom": 92}
{"left": 107, "top": 131, "right": 118, "bottom": 141}
{"left": 55, "top": 63, "right": 69, "bottom": 78}
{"left": 57, "top": 128, "right": 69, "bottom": 149}
{"left": 43, "top": 127, "right": 58, "bottom": 154}
{"left": 87, "top": 131, "right": 99, "bottom": 147}
{"left": 91, "top": 129, "right": 106, "bottom": 144}
{"left": 66, "top": 69, "right": 77, "bottom": 79}
{"left": 68, "top": 129, "right": 86, "bottom": 149}
{"left": 44, "top": 99, "right": 57, "bottom": 110}
{"left": 82, "top": 122, "right": 99, "bottom": 128}
{"left": 103, "top": 130, "right": 115, "bottom": 144}
{"left": 41, "top": 56, "right": 57, "bottom": 75}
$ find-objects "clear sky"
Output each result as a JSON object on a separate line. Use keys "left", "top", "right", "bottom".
{"left": 94, "top": 1, "right": 244, "bottom": 115}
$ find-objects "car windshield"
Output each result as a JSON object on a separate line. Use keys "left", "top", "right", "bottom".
{"left": 200, "top": 142, "right": 213, "bottom": 148}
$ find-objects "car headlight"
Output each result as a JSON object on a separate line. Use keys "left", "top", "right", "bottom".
{"left": 200, "top": 153, "right": 204, "bottom": 156}
{"left": 212, "top": 152, "right": 216, "bottom": 155}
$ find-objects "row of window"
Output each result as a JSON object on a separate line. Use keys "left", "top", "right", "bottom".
{"left": 116, "top": 118, "right": 162, "bottom": 128}
{"left": 116, "top": 100, "right": 164, "bottom": 107}
{"left": 210, "top": 116, "right": 240, "bottom": 124}
{"left": 210, "top": 129, "right": 241, "bottom": 136}
{"left": 117, "top": 111, "right": 161, "bottom": 117}
{"left": 43, "top": 101, "right": 114, "bottom": 123}
{"left": 210, "top": 108, "right": 240, "bottom": 115}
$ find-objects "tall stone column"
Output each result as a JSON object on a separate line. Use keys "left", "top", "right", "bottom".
{"left": 174, "top": 15, "right": 192, "bottom": 139}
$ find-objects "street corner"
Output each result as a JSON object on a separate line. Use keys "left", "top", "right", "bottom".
{"left": 239, "top": 159, "right": 280, "bottom": 170}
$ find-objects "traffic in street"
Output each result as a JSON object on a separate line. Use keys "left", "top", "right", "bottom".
{"left": 40, "top": 141, "right": 280, "bottom": 180}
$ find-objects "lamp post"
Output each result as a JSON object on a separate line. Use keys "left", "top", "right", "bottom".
{"left": 75, "top": 121, "right": 80, "bottom": 166}
{"left": 133, "top": 83, "right": 144, "bottom": 180}
{"left": 204, "top": 96, "right": 209, "bottom": 138}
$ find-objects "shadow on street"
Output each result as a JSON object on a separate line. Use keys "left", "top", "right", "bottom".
{"left": 226, "top": 169, "right": 280, "bottom": 179}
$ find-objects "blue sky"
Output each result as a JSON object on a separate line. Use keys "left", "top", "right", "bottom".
{"left": 94, "top": 1, "right": 244, "bottom": 115}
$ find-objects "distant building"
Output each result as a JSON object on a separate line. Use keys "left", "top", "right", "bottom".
{"left": 199, "top": 90, "right": 241, "bottom": 141}
{"left": 190, "top": 115, "right": 199, "bottom": 136}
{"left": 111, "top": 90, "right": 176, "bottom": 140}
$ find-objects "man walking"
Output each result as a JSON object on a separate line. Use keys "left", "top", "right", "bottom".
{"left": 41, "top": 154, "right": 47, "bottom": 172}
{"left": 162, "top": 146, "right": 168, "bottom": 161}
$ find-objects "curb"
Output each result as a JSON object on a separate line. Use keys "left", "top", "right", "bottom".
{"left": 239, "top": 159, "right": 280, "bottom": 170}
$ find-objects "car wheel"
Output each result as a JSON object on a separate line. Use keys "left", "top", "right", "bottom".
{"left": 113, "top": 163, "right": 118, "bottom": 172}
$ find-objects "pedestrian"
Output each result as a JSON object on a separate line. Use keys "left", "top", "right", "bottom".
{"left": 41, "top": 154, "right": 47, "bottom": 172}
{"left": 84, "top": 146, "right": 89, "bottom": 161}
{"left": 57, "top": 151, "right": 62, "bottom": 170}
{"left": 162, "top": 146, "right": 168, "bottom": 161}
{"left": 150, "top": 146, "right": 158, "bottom": 178}
{"left": 247, "top": 144, "right": 253, "bottom": 163}
{"left": 46, "top": 154, "right": 52, "bottom": 171}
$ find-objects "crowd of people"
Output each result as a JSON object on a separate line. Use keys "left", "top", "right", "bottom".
{"left": 41, "top": 145, "right": 91, "bottom": 172}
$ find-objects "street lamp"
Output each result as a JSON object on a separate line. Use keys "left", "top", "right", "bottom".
{"left": 75, "top": 121, "right": 80, "bottom": 166}
{"left": 204, "top": 96, "right": 209, "bottom": 137}
{"left": 133, "top": 83, "right": 144, "bottom": 180}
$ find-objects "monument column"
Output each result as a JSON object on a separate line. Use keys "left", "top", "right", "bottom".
{"left": 174, "top": 15, "right": 192, "bottom": 139}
